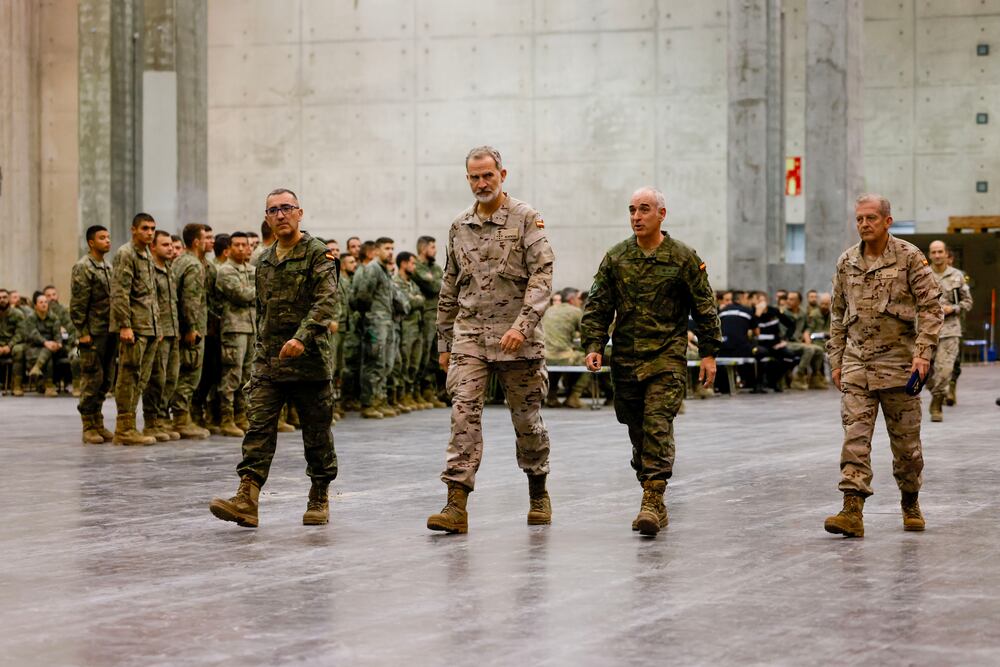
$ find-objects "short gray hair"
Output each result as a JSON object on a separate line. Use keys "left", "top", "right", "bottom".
{"left": 855, "top": 193, "right": 890, "bottom": 218}
{"left": 465, "top": 145, "right": 503, "bottom": 171}
{"left": 266, "top": 187, "right": 299, "bottom": 204}
{"left": 634, "top": 186, "right": 666, "bottom": 210}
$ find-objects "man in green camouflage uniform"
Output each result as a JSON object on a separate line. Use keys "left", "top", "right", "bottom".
{"left": 169, "top": 223, "right": 210, "bottom": 440}
{"left": 42, "top": 284, "right": 79, "bottom": 395}
{"left": 824, "top": 194, "right": 943, "bottom": 538}
{"left": 141, "top": 230, "right": 181, "bottom": 442}
{"left": 71, "top": 225, "right": 116, "bottom": 442}
{"left": 216, "top": 231, "right": 257, "bottom": 437}
{"left": 427, "top": 146, "right": 555, "bottom": 534}
{"left": 110, "top": 213, "right": 161, "bottom": 446}
{"left": 411, "top": 235, "right": 445, "bottom": 408}
{"left": 581, "top": 187, "right": 721, "bottom": 537}
{"left": 542, "top": 288, "right": 590, "bottom": 409}
{"left": 210, "top": 188, "right": 340, "bottom": 528}
{"left": 1, "top": 288, "right": 27, "bottom": 396}
{"left": 784, "top": 291, "right": 828, "bottom": 390}
{"left": 393, "top": 251, "right": 426, "bottom": 410}
{"left": 335, "top": 253, "right": 359, "bottom": 413}
{"left": 351, "top": 237, "right": 397, "bottom": 419}
{"left": 22, "top": 293, "right": 75, "bottom": 397}
{"left": 387, "top": 258, "right": 412, "bottom": 413}
{"left": 924, "top": 240, "right": 972, "bottom": 422}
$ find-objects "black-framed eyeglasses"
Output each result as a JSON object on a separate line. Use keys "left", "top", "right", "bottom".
{"left": 265, "top": 204, "right": 299, "bottom": 217}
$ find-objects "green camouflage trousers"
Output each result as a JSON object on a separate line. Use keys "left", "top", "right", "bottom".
{"left": 613, "top": 369, "right": 685, "bottom": 483}
{"left": 169, "top": 337, "right": 204, "bottom": 418}
{"left": 360, "top": 318, "right": 391, "bottom": 407}
{"left": 839, "top": 383, "right": 923, "bottom": 497}
{"left": 143, "top": 336, "right": 178, "bottom": 421}
{"left": 387, "top": 322, "right": 401, "bottom": 393}
{"left": 419, "top": 309, "right": 438, "bottom": 392}
{"left": 7, "top": 343, "right": 25, "bottom": 378}
{"left": 398, "top": 319, "right": 424, "bottom": 393}
{"left": 25, "top": 345, "right": 69, "bottom": 380}
{"left": 237, "top": 377, "right": 338, "bottom": 486}
{"left": 928, "top": 336, "right": 960, "bottom": 398}
{"left": 785, "top": 342, "right": 825, "bottom": 374}
{"left": 115, "top": 336, "right": 159, "bottom": 416}
{"left": 220, "top": 332, "right": 254, "bottom": 414}
{"left": 77, "top": 335, "right": 117, "bottom": 416}
{"left": 442, "top": 354, "right": 550, "bottom": 490}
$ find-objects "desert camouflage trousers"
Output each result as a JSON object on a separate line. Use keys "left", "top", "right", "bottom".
{"left": 613, "top": 369, "right": 685, "bottom": 483}
{"left": 927, "top": 336, "right": 960, "bottom": 398}
{"left": 442, "top": 354, "right": 550, "bottom": 490}
{"left": 838, "top": 383, "right": 923, "bottom": 497}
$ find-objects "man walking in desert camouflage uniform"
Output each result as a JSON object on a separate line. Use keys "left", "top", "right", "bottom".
{"left": 427, "top": 146, "right": 555, "bottom": 534}
{"left": 824, "top": 194, "right": 943, "bottom": 538}
{"left": 924, "top": 240, "right": 972, "bottom": 423}
{"left": 581, "top": 187, "right": 721, "bottom": 537}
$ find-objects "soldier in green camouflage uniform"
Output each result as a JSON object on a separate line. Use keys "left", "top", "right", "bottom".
{"left": 141, "top": 231, "right": 181, "bottom": 442}
{"left": 542, "top": 288, "right": 590, "bottom": 408}
{"left": 23, "top": 293, "right": 75, "bottom": 396}
{"left": 216, "top": 231, "right": 257, "bottom": 436}
{"left": 386, "top": 259, "right": 412, "bottom": 413}
{"left": 70, "top": 225, "right": 117, "bottom": 443}
{"left": 334, "top": 253, "right": 358, "bottom": 413}
{"left": 110, "top": 213, "right": 161, "bottom": 446}
{"left": 210, "top": 189, "right": 340, "bottom": 528}
{"left": 411, "top": 236, "right": 445, "bottom": 407}
{"left": 393, "top": 251, "right": 426, "bottom": 410}
{"left": 351, "top": 237, "right": 397, "bottom": 419}
{"left": 0, "top": 288, "right": 27, "bottom": 396}
{"left": 42, "top": 285, "right": 79, "bottom": 394}
{"left": 168, "top": 223, "right": 210, "bottom": 439}
{"left": 581, "top": 187, "right": 721, "bottom": 537}
{"left": 824, "top": 194, "right": 943, "bottom": 538}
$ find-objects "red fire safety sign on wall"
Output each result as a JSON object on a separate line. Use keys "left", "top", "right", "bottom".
{"left": 786, "top": 157, "right": 802, "bottom": 196}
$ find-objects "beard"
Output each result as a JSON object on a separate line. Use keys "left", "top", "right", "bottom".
{"left": 474, "top": 187, "right": 500, "bottom": 204}
{"left": 426, "top": 255, "right": 436, "bottom": 265}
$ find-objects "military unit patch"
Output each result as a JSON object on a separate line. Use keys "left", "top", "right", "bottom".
{"left": 698, "top": 262, "right": 707, "bottom": 271}
{"left": 535, "top": 218, "right": 545, "bottom": 229}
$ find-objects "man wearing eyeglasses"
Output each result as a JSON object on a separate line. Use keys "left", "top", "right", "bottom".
{"left": 427, "top": 145, "right": 555, "bottom": 534}
{"left": 210, "top": 188, "right": 340, "bottom": 528}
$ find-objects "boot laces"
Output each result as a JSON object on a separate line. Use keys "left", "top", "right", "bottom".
{"left": 530, "top": 495, "right": 548, "bottom": 512}
{"left": 902, "top": 500, "right": 921, "bottom": 519}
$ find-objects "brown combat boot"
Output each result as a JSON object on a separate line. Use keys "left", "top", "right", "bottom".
{"left": 219, "top": 405, "right": 245, "bottom": 438}
{"left": 427, "top": 482, "right": 470, "bottom": 534}
{"left": 81, "top": 414, "right": 105, "bottom": 445}
{"left": 391, "top": 389, "right": 411, "bottom": 414}
{"left": 400, "top": 392, "right": 419, "bottom": 410}
{"left": 378, "top": 398, "right": 399, "bottom": 418}
{"left": 809, "top": 372, "right": 829, "bottom": 389}
{"left": 929, "top": 395, "right": 944, "bottom": 422}
{"left": 234, "top": 411, "right": 250, "bottom": 432}
{"left": 277, "top": 406, "right": 295, "bottom": 432}
{"left": 71, "top": 377, "right": 81, "bottom": 397}
{"left": 634, "top": 480, "right": 668, "bottom": 536}
{"left": 209, "top": 475, "right": 260, "bottom": 527}
{"left": 302, "top": 480, "right": 331, "bottom": 525}
{"left": 158, "top": 418, "right": 181, "bottom": 441}
{"left": 527, "top": 474, "right": 552, "bottom": 525}
{"left": 946, "top": 380, "right": 957, "bottom": 406}
{"left": 173, "top": 412, "right": 209, "bottom": 439}
{"left": 563, "top": 390, "right": 585, "bottom": 409}
{"left": 286, "top": 404, "right": 301, "bottom": 428}
{"left": 901, "top": 491, "right": 925, "bottom": 531}
{"left": 361, "top": 404, "right": 384, "bottom": 419}
{"left": 113, "top": 414, "right": 157, "bottom": 446}
{"left": 790, "top": 370, "right": 810, "bottom": 391}
{"left": 142, "top": 415, "right": 171, "bottom": 442}
{"left": 11, "top": 376, "right": 24, "bottom": 397}
{"left": 28, "top": 363, "right": 43, "bottom": 380}
{"left": 423, "top": 387, "right": 446, "bottom": 409}
{"left": 43, "top": 380, "right": 58, "bottom": 397}
{"left": 94, "top": 414, "right": 114, "bottom": 442}
{"left": 824, "top": 494, "right": 865, "bottom": 537}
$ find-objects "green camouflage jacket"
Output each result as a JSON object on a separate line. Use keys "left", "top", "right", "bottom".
{"left": 70, "top": 254, "right": 113, "bottom": 338}
{"left": 337, "top": 271, "right": 354, "bottom": 332}
{"left": 581, "top": 234, "right": 722, "bottom": 380}
{"left": 0, "top": 308, "right": 24, "bottom": 347}
{"left": 216, "top": 259, "right": 256, "bottom": 336}
{"left": 542, "top": 302, "right": 584, "bottom": 363}
{"left": 253, "top": 233, "right": 339, "bottom": 382}
{"left": 47, "top": 301, "right": 76, "bottom": 338}
{"left": 23, "top": 310, "right": 74, "bottom": 348}
{"left": 351, "top": 259, "right": 394, "bottom": 322}
{"left": 110, "top": 241, "right": 159, "bottom": 336}
{"left": 393, "top": 273, "right": 423, "bottom": 326}
{"left": 171, "top": 252, "right": 207, "bottom": 337}
{"left": 153, "top": 261, "right": 179, "bottom": 338}
{"left": 411, "top": 257, "right": 443, "bottom": 313}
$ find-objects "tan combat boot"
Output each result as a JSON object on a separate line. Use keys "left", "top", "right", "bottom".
{"left": 790, "top": 370, "right": 810, "bottom": 391}
{"left": 929, "top": 395, "right": 944, "bottom": 422}
{"left": 173, "top": 412, "right": 209, "bottom": 439}
{"left": 809, "top": 372, "right": 829, "bottom": 389}
{"left": 277, "top": 406, "right": 295, "bottom": 432}
{"left": 209, "top": 475, "right": 260, "bottom": 527}
{"left": 361, "top": 404, "right": 384, "bottom": 419}
{"left": 563, "top": 390, "right": 585, "bottom": 409}
{"left": 527, "top": 474, "right": 552, "bottom": 525}
{"left": 302, "top": 480, "right": 331, "bottom": 525}
{"left": 113, "top": 414, "right": 157, "bottom": 446}
{"left": 423, "top": 388, "right": 447, "bottom": 409}
{"left": 378, "top": 398, "right": 399, "bottom": 418}
{"left": 71, "top": 377, "right": 81, "bottom": 397}
{"left": 11, "top": 375, "right": 24, "bottom": 397}
{"left": 81, "top": 414, "right": 105, "bottom": 445}
{"left": 158, "top": 418, "right": 181, "bottom": 441}
{"left": 142, "top": 415, "right": 171, "bottom": 442}
{"left": 27, "top": 363, "right": 43, "bottom": 380}
{"left": 94, "top": 414, "right": 114, "bottom": 442}
{"left": 392, "top": 389, "right": 411, "bottom": 414}
{"left": 946, "top": 380, "right": 957, "bottom": 406}
{"left": 427, "top": 482, "right": 470, "bottom": 534}
{"left": 634, "top": 480, "right": 668, "bottom": 536}
{"left": 43, "top": 379, "right": 58, "bottom": 397}
{"left": 400, "top": 392, "right": 419, "bottom": 411}
{"left": 219, "top": 405, "right": 245, "bottom": 438}
{"left": 901, "top": 491, "right": 925, "bottom": 531}
{"left": 234, "top": 411, "right": 250, "bottom": 432}
{"left": 824, "top": 494, "right": 865, "bottom": 537}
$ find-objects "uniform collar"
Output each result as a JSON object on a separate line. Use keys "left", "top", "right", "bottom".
{"left": 626, "top": 233, "right": 673, "bottom": 259}
{"left": 262, "top": 232, "right": 313, "bottom": 266}
{"left": 464, "top": 193, "right": 511, "bottom": 228}
{"left": 848, "top": 234, "right": 898, "bottom": 272}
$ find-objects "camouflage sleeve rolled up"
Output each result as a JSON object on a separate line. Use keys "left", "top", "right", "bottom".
{"left": 70, "top": 261, "right": 92, "bottom": 336}
{"left": 827, "top": 259, "right": 847, "bottom": 371}
{"left": 510, "top": 218, "right": 554, "bottom": 339}
{"left": 293, "top": 249, "right": 339, "bottom": 345}
{"left": 909, "top": 252, "right": 944, "bottom": 360}
{"left": 686, "top": 254, "right": 722, "bottom": 358}
{"left": 436, "top": 229, "right": 460, "bottom": 353}
{"left": 581, "top": 253, "right": 616, "bottom": 355}
{"left": 110, "top": 248, "right": 134, "bottom": 331}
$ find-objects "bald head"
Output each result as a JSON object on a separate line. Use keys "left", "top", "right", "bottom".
{"left": 928, "top": 240, "right": 948, "bottom": 269}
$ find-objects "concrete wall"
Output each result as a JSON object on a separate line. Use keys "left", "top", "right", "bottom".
{"left": 206, "top": 0, "right": 731, "bottom": 291}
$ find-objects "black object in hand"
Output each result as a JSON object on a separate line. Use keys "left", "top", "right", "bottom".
{"left": 905, "top": 368, "right": 929, "bottom": 396}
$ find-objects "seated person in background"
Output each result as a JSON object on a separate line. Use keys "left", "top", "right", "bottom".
{"left": 775, "top": 289, "right": 788, "bottom": 311}
{"left": 717, "top": 291, "right": 759, "bottom": 393}
{"left": 550, "top": 292, "right": 563, "bottom": 306}
{"left": 751, "top": 290, "right": 796, "bottom": 392}
{"left": 807, "top": 292, "right": 832, "bottom": 343}
{"left": 543, "top": 287, "right": 589, "bottom": 409}
{"left": 783, "top": 290, "right": 828, "bottom": 390}
{"left": 0, "top": 288, "right": 26, "bottom": 394}
{"left": 22, "top": 292, "right": 74, "bottom": 397}
{"left": 717, "top": 290, "right": 733, "bottom": 309}
{"left": 806, "top": 289, "right": 819, "bottom": 312}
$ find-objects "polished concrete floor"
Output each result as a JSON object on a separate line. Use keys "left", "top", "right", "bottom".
{"left": 1, "top": 365, "right": 999, "bottom": 666}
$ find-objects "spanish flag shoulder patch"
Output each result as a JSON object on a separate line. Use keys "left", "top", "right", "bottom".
{"left": 535, "top": 218, "right": 545, "bottom": 229}
{"left": 325, "top": 251, "right": 336, "bottom": 261}
{"left": 921, "top": 258, "right": 928, "bottom": 266}
{"left": 698, "top": 262, "right": 707, "bottom": 271}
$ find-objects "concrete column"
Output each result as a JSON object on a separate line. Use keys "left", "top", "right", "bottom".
{"left": 174, "top": 0, "right": 208, "bottom": 227}
{"left": 804, "top": 0, "right": 863, "bottom": 292}
{"left": 79, "top": 0, "right": 144, "bottom": 247}
{"left": 727, "top": 0, "right": 785, "bottom": 291}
